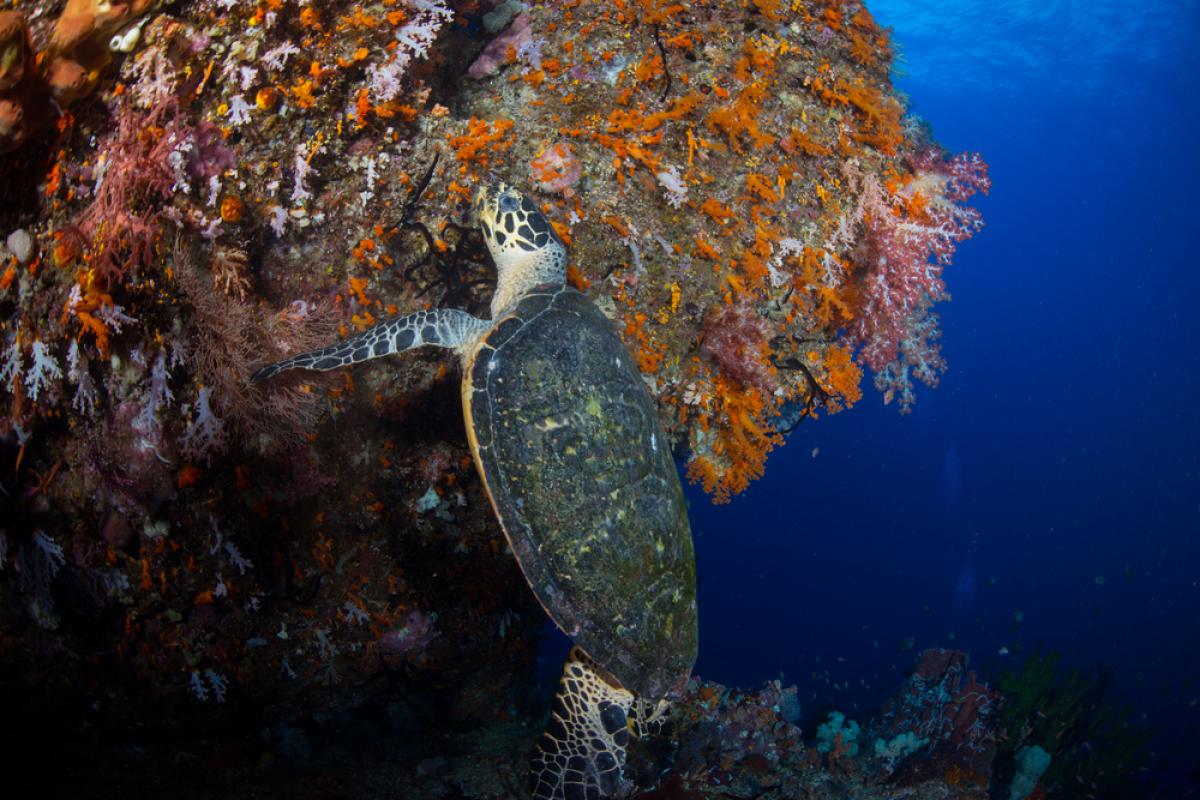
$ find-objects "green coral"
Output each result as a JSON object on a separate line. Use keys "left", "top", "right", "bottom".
{"left": 995, "top": 651, "right": 1153, "bottom": 798}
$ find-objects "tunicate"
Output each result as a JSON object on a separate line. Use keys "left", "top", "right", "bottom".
{"left": 110, "top": 20, "right": 147, "bottom": 54}
{"left": 5, "top": 228, "right": 33, "bottom": 264}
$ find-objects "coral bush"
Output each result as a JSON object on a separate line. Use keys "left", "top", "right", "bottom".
{"left": 172, "top": 236, "right": 336, "bottom": 454}
{"left": 699, "top": 301, "right": 779, "bottom": 392}
{"left": 849, "top": 151, "right": 991, "bottom": 410}
{"left": 72, "top": 93, "right": 183, "bottom": 284}
{"left": 995, "top": 651, "right": 1153, "bottom": 798}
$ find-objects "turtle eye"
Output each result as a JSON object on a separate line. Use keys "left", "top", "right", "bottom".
{"left": 498, "top": 192, "right": 520, "bottom": 214}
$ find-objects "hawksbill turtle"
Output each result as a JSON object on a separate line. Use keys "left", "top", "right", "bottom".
{"left": 252, "top": 182, "right": 698, "bottom": 799}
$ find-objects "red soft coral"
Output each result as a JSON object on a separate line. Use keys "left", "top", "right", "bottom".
{"left": 75, "top": 95, "right": 185, "bottom": 284}
{"left": 700, "top": 300, "right": 779, "bottom": 391}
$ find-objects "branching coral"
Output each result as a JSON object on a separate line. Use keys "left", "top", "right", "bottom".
{"left": 686, "top": 374, "right": 784, "bottom": 504}
{"left": 71, "top": 95, "right": 182, "bottom": 284}
{"left": 449, "top": 117, "right": 515, "bottom": 179}
{"left": 172, "top": 236, "right": 336, "bottom": 454}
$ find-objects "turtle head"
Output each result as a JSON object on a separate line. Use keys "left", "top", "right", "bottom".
{"left": 474, "top": 182, "right": 567, "bottom": 316}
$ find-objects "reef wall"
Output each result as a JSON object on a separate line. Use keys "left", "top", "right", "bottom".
{"left": 0, "top": 0, "right": 988, "bottom": 785}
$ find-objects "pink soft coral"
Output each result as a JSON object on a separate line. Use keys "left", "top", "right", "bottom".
{"left": 849, "top": 150, "right": 989, "bottom": 409}
{"left": 700, "top": 300, "right": 780, "bottom": 391}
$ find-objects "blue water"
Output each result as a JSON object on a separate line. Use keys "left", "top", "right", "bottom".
{"left": 688, "top": 0, "right": 1200, "bottom": 792}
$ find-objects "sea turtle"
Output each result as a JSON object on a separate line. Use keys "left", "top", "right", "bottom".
{"left": 252, "top": 182, "right": 698, "bottom": 799}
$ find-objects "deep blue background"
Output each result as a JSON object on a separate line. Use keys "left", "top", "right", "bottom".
{"left": 685, "top": 0, "right": 1200, "bottom": 789}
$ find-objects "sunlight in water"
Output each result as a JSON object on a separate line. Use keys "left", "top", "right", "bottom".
{"left": 869, "top": 0, "right": 1200, "bottom": 95}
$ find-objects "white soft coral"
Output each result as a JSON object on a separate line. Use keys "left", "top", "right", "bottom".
{"left": 180, "top": 387, "right": 227, "bottom": 461}
{"left": 26, "top": 341, "right": 62, "bottom": 402}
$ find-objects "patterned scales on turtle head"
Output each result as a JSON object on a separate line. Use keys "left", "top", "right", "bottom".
{"left": 472, "top": 180, "right": 567, "bottom": 317}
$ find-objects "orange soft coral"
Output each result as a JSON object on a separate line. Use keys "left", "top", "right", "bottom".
{"left": 687, "top": 376, "right": 782, "bottom": 504}
{"left": 449, "top": 117, "right": 515, "bottom": 176}
{"left": 820, "top": 345, "right": 863, "bottom": 410}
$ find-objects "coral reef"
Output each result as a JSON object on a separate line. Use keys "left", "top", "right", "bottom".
{"left": 876, "top": 648, "right": 1000, "bottom": 785}
{"left": 0, "top": 0, "right": 990, "bottom": 794}
{"left": 625, "top": 671, "right": 992, "bottom": 800}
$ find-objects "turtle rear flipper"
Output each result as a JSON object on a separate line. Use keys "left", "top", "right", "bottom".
{"left": 530, "top": 647, "right": 636, "bottom": 800}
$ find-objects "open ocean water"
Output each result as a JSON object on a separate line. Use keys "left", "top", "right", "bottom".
{"left": 685, "top": 0, "right": 1200, "bottom": 794}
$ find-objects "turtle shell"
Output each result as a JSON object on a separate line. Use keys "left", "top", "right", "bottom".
{"left": 463, "top": 285, "right": 697, "bottom": 700}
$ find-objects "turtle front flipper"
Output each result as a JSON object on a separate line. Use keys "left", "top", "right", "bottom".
{"left": 530, "top": 646, "right": 639, "bottom": 800}
{"left": 251, "top": 308, "right": 490, "bottom": 382}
